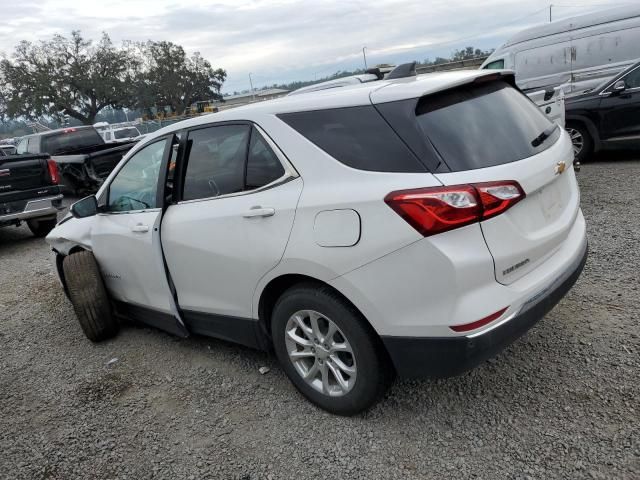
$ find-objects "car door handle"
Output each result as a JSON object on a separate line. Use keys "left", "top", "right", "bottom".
{"left": 131, "top": 224, "right": 149, "bottom": 233}
{"left": 243, "top": 207, "right": 275, "bottom": 218}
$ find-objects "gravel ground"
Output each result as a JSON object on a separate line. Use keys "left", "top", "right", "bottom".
{"left": 1, "top": 155, "right": 639, "bottom": 480}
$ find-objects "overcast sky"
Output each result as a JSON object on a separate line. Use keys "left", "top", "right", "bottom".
{"left": 0, "top": 0, "right": 624, "bottom": 93}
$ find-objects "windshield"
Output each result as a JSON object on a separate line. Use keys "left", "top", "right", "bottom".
{"left": 114, "top": 128, "right": 140, "bottom": 139}
{"left": 42, "top": 128, "right": 103, "bottom": 155}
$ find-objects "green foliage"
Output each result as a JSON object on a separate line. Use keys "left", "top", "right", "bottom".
{"left": 421, "top": 46, "right": 494, "bottom": 65}
{"left": 0, "top": 32, "right": 136, "bottom": 125}
{"left": 130, "top": 41, "right": 226, "bottom": 116}
{"left": 0, "top": 32, "right": 226, "bottom": 124}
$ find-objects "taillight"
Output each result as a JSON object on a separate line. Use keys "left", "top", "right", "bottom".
{"left": 47, "top": 159, "right": 60, "bottom": 185}
{"left": 385, "top": 181, "right": 525, "bottom": 236}
{"left": 474, "top": 181, "right": 525, "bottom": 220}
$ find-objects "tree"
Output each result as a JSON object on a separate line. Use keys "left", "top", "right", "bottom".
{"left": 451, "top": 46, "right": 494, "bottom": 61}
{"left": 133, "top": 41, "right": 226, "bottom": 116}
{"left": 0, "top": 31, "right": 137, "bottom": 124}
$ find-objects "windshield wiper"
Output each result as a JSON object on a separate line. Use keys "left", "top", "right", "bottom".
{"left": 531, "top": 124, "right": 558, "bottom": 147}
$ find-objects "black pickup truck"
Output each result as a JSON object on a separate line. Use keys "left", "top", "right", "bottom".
{"left": 0, "top": 149, "right": 64, "bottom": 237}
{"left": 16, "top": 126, "right": 137, "bottom": 194}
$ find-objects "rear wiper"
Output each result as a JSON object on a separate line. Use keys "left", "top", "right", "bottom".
{"left": 531, "top": 125, "right": 558, "bottom": 147}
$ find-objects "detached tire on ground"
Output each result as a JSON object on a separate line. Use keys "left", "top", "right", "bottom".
{"left": 271, "top": 283, "right": 394, "bottom": 416}
{"left": 62, "top": 250, "right": 118, "bottom": 342}
{"left": 27, "top": 217, "right": 58, "bottom": 238}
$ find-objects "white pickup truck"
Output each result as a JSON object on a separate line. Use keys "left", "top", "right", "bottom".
{"left": 527, "top": 87, "right": 566, "bottom": 127}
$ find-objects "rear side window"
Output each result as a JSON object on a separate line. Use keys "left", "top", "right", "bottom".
{"left": 246, "top": 128, "right": 285, "bottom": 189}
{"left": 484, "top": 59, "right": 504, "bottom": 70}
{"left": 278, "top": 106, "right": 425, "bottom": 172}
{"left": 414, "top": 81, "right": 559, "bottom": 171}
{"left": 42, "top": 128, "right": 103, "bottom": 155}
{"left": 182, "top": 125, "right": 250, "bottom": 201}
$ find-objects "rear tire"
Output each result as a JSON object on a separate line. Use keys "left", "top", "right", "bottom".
{"left": 62, "top": 250, "right": 118, "bottom": 342}
{"left": 566, "top": 122, "right": 593, "bottom": 163}
{"left": 27, "top": 217, "right": 57, "bottom": 238}
{"left": 271, "top": 283, "right": 394, "bottom": 415}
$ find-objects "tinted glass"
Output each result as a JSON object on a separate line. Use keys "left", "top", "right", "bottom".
{"left": 114, "top": 128, "right": 140, "bottom": 139}
{"left": 183, "top": 125, "right": 250, "bottom": 201}
{"left": 415, "top": 82, "right": 559, "bottom": 171}
{"left": 278, "top": 106, "right": 425, "bottom": 172}
{"left": 623, "top": 67, "right": 640, "bottom": 89}
{"left": 42, "top": 128, "right": 103, "bottom": 155}
{"left": 108, "top": 140, "right": 165, "bottom": 212}
{"left": 246, "top": 128, "right": 285, "bottom": 189}
{"left": 484, "top": 59, "right": 504, "bottom": 70}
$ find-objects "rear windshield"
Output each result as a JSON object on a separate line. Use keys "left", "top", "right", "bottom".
{"left": 42, "top": 128, "right": 103, "bottom": 155}
{"left": 415, "top": 81, "right": 559, "bottom": 171}
{"left": 114, "top": 128, "right": 139, "bottom": 139}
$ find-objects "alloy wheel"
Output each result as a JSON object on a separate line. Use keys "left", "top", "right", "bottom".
{"left": 566, "top": 127, "right": 584, "bottom": 157}
{"left": 284, "top": 310, "right": 357, "bottom": 397}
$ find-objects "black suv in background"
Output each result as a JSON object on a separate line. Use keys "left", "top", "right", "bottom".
{"left": 565, "top": 61, "right": 640, "bottom": 161}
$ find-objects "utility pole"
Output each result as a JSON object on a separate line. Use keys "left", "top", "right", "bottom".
{"left": 549, "top": 4, "right": 552, "bottom": 23}
{"left": 362, "top": 47, "right": 368, "bottom": 70}
{"left": 248, "top": 73, "right": 256, "bottom": 101}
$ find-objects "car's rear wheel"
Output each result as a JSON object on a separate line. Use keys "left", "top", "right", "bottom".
{"left": 271, "top": 283, "right": 393, "bottom": 415}
{"left": 27, "top": 217, "right": 57, "bottom": 238}
{"left": 566, "top": 123, "right": 593, "bottom": 163}
{"left": 62, "top": 250, "right": 118, "bottom": 342}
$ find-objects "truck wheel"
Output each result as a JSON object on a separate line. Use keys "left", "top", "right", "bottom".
{"left": 566, "top": 123, "right": 593, "bottom": 163}
{"left": 27, "top": 217, "right": 58, "bottom": 238}
{"left": 271, "top": 283, "right": 394, "bottom": 416}
{"left": 62, "top": 250, "right": 118, "bottom": 342}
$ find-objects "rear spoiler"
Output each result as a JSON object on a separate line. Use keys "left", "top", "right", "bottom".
{"left": 370, "top": 70, "right": 517, "bottom": 104}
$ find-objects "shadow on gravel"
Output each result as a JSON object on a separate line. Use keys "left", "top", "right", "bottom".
{"left": 0, "top": 226, "right": 42, "bottom": 248}
{"left": 588, "top": 149, "right": 639, "bottom": 163}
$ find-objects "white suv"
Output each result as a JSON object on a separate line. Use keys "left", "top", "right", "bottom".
{"left": 47, "top": 69, "right": 587, "bottom": 415}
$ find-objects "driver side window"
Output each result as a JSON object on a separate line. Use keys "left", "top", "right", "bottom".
{"left": 622, "top": 67, "right": 640, "bottom": 89}
{"left": 108, "top": 140, "right": 166, "bottom": 212}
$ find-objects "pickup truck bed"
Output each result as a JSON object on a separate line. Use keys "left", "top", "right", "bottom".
{"left": 54, "top": 141, "right": 136, "bottom": 194}
{"left": 0, "top": 153, "right": 64, "bottom": 237}
{"left": 16, "top": 127, "right": 137, "bottom": 194}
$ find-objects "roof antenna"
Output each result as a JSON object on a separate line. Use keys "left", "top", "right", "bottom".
{"left": 386, "top": 62, "right": 417, "bottom": 80}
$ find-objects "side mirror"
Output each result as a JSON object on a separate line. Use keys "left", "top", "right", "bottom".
{"left": 612, "top": 80, "right": 626, "bottom": 93}
{"left": 70, "top": 195, "right": 98, "bottom": 218}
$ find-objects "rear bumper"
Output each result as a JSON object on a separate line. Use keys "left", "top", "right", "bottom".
{"left": 382, "top": 240, "right": 588, "bottom": 378}
{"left": 0, "top": 194, "right": 64, "bottom": 224}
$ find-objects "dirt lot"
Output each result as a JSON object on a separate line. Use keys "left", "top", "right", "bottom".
{"left": 1, "top": 156, "right": 638, "bottom": 480}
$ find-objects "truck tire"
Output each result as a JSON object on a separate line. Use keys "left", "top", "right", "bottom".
{"left": 271, "top": 283, "right": 394, "bottom": 416}
{"left": 27, "top": 217, "right": 58, "bottom": 238}
{"left": 62, "top": 250, "right": 118, "bottom": 342}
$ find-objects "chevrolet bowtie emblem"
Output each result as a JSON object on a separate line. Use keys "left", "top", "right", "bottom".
{"left": 555, "top": 161, "right": 566, "bottom": 175}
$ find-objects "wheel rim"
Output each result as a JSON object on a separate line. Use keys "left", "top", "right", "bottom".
{"left": 284, "top": 310, "right": 357, "bottom": 397}
{"left": 566, "top": 127, "right": 584, "bottom": 157}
